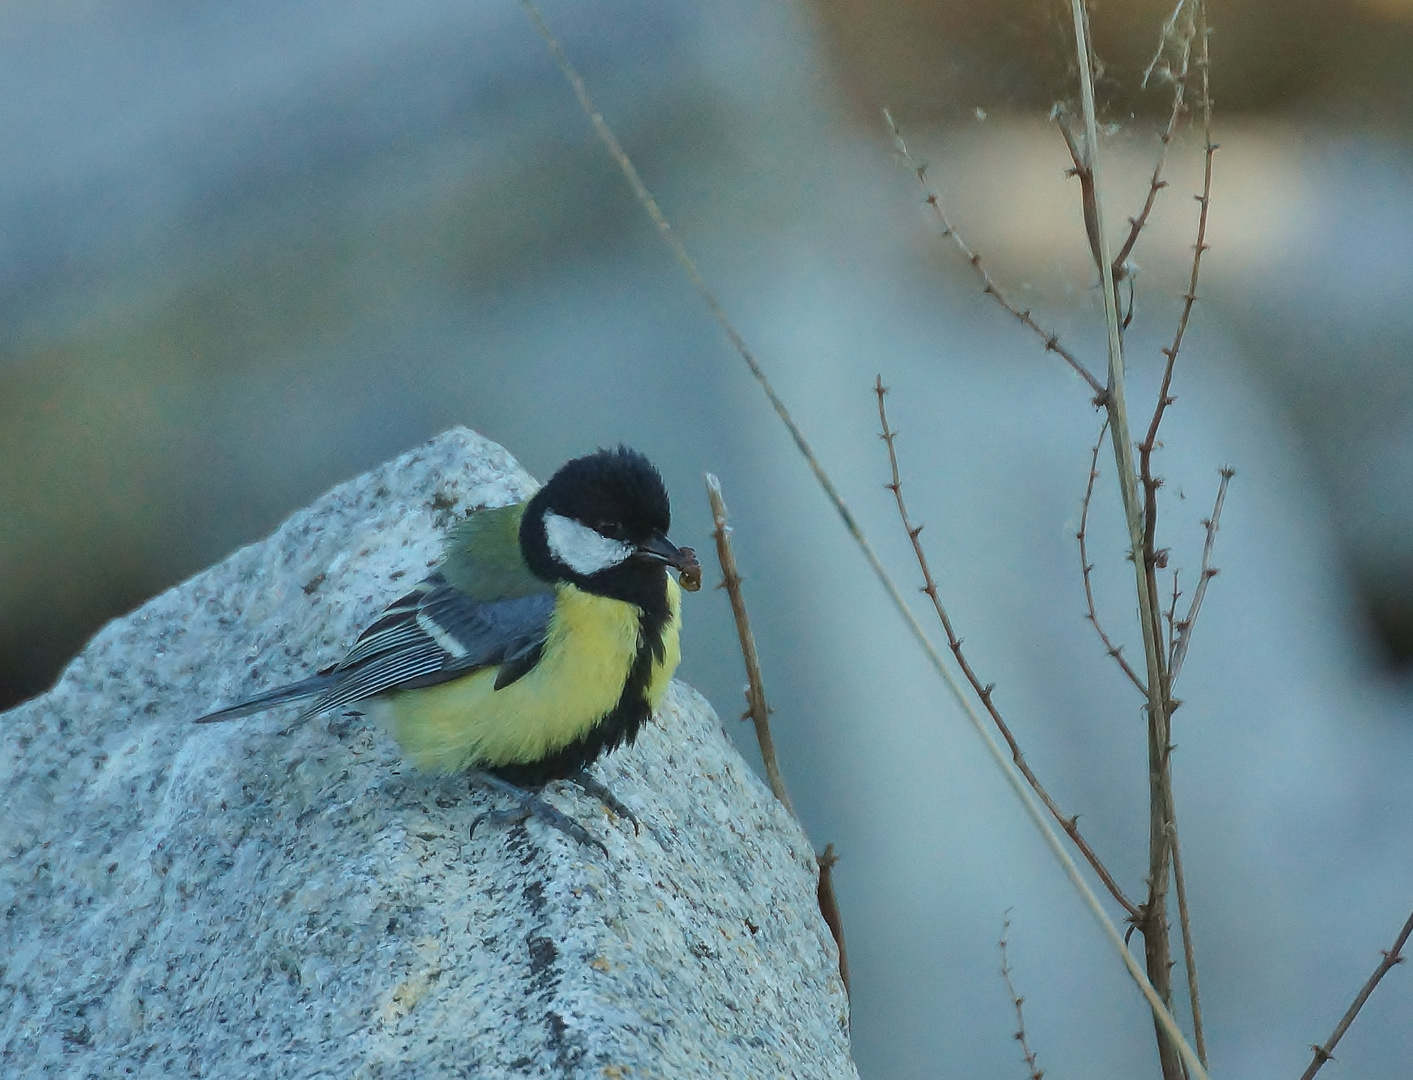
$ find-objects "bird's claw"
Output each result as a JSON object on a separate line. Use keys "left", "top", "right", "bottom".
{"left": 467, "top": 771, "right": 609, "bottom": 856}
{"left": 568, "top": 771, "right": 642, "bottom": 835}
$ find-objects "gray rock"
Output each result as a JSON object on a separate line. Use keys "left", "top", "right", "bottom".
{"left": 0, "top": 428, "right": 853, "bottom": 1079}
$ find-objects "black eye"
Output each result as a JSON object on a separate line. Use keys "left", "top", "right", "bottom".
{"left": 595, "top": 521, "right": 627, "bottom": 541}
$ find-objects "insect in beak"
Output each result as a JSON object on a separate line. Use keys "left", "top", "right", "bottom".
{"left": 637, "top": 533, "right": 702, "bottom": 592}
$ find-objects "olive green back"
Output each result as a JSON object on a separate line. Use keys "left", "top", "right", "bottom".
{"left": 439, "top": 502, "right": 548, "bottom": 601}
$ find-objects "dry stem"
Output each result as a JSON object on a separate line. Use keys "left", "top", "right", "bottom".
{"left": 1078, "top": 418, "right": 1148, "bottom": 694}
{"left": 1170, "top": 466, "right": 1233, "bottom": 681}
{"left": 999, "top": 914, "right": 1045, "bottom": 1080}
{"left": 1165, "top": 569, "right": 1183, "bottom": 666}
{"left": 704, "top": 472, "right": 795, "bottom": 819}
{"left": 884, "top": 109, "right": 1106, "bottom": 399}
{"left": 1140, "top": 0, "right": 1217, "bottom": 569}
{"left": 876, "top": 378, "right": 1138, "bottom": 918}
{"left": 1298, "top": 906, "right": 1413, "bottom": 1080}
{"left": 707, "top": 473, "right": 852, "bottom": 994}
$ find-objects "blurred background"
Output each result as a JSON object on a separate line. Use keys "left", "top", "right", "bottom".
{"left": 3, "top": 0, "right": 1412, "bottom": 1076}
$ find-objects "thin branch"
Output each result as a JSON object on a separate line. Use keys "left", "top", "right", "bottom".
{"left": 1165, "top": 569, "right": 1182, "bottom": 672}
{"left": 519, "top": 5, "right": 1207, "bottom": 1066}
{"left": 884, "top": 109, "right": 1106, "bottom": 400}
{"left": 1170, "top": 466, "right": 1233, "bottom": 682}
{"left": 1069, "top": 6, "right": 1188, "bottom": 1080}
{"left": 1298, "top": 906, "right": 1413, "bottom": 1080}
{"left": 1113, "top": 0, "right": 1198, "bottom": 280}
{"left": 704, "top": 472, "right": 795, "bottom": 820}
{"left": 708, "top": 473, "right": 849, "bottom": 996}
{"left": 999, "top": 914, "right": 1045, "bottom": 1080}
{"left": 1139, "top": 0, "right": 1217, "bottom": 483}
{"left": 1169, "top": 818, "right": 1208, "bottom": 1066}
{"left": 877, "top": 378, "right": 1138, "bottom": 918}
{"left": 1078, "top": 417, "right": 1148, "bottom": 694}
{"left": 816, "top": 844, "right": 851, "bottom": 998}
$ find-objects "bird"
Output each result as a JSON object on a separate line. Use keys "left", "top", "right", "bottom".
{"left": 196, "top": 446, "right": 701, "bottom": 852}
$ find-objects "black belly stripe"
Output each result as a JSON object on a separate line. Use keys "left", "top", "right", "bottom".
{"left": 490, "top": 593, "right": 669, "bottom": 787}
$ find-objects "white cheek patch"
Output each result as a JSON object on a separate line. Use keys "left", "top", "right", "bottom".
{"left": 543, "top": 511, "right": 634, "bottom": 575}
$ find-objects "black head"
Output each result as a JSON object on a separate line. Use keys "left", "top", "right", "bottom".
{"left": 520, "top": 447, "right": 694, "bottom": 604}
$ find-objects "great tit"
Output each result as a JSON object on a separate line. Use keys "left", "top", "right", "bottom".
{"left": 196, "top": 446, "right": 701, "bottom": 851}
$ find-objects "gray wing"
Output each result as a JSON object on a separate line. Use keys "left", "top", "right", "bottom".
{"left": 299, "top": 572, "right": 555, "bottom": 718}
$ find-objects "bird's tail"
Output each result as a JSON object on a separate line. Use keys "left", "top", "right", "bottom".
{"left": 193, "top": 672, "right": 339, "bottom": 724}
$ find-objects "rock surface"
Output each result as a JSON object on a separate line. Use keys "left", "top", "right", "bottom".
{"left": 0, "top": 429, "right": 853, "bottom": 1079}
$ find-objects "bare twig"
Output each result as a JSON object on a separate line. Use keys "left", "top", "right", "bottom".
{"left": 999, "top": 914, "right": 1045, "bottom": 1080}
{"left": 1113, "top": 0, "right": 1198, "bottom": 281}
{"left": 816, "top": 844, "right": 851, "bottom": 998}
{"left": 877, "top": 378, "right": 1138, "bottom": 918}
{"left": 1140, "top": 0, "right": 1216, "bottom": 525}
{"left": 1170, "top": 466, "right": 1234, "bottom": 682}
{"left": 1078, "top": 417, "right": 1147, "bottom": 694}
{"left": 520, "top": 6, "right": 1209, "bottom": 1066}
{"left": 1298, "top": 906, "right": 1413, "bottom": 1080}
{"left": 884, "top": 109, "right": 1106, "bottom": 400}
{"left": 1165, "top": 569, "right": 1182, "bottom": 669}
{"left": 707, "top": 473, "right": 849, "bottom": 995}
{"left": 704, "top": 472, "right": 795, "bottom": 819}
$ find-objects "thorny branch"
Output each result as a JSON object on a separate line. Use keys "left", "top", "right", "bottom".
{"left": 1298, "top": 906, "right": 1413, "bottom": 1080}
{"left": 1142, "top": 0, "right": 1217, "bottom": 560}
{"left": 884, "top": 109, "right": 1107, "bottom": 400}
{"left": 1169, "top": 467, "right": 1234, "bottom": 682}
{"left": 705, "top": 473, "right": 795, "bottom": 819}
{"left": 1078, "top": 417, "right": 1148, "bottom": 694}
{"left": 1165, "top": 569, "right": 1183, "bottom": 669}
{"left": 876, "top": 377, "right": 1138, "bottom": 918}
{"left": 1000, "top": 915, "right": 1045, "bottom": 1080}
{"left": 706, "top": 473, "right": 851, "bottom": 997}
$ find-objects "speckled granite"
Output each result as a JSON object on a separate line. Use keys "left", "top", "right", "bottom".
{"left": 0, "top": 428, "right": 853, "bottom": 1079}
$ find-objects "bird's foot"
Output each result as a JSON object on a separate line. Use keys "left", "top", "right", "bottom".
{"left": 567, "top": 769, "right": 642, "bottom": 835}
{"left": 467, "top": 771, "right": 607, "bottom": 856}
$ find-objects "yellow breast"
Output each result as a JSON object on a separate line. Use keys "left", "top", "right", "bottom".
{"left": 377, "top": 578, "right": 681, "bottom": 774}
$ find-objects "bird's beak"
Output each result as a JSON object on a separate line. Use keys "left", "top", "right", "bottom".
{"left": 638, "top": 532, "right": 703, "bottom": 591}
